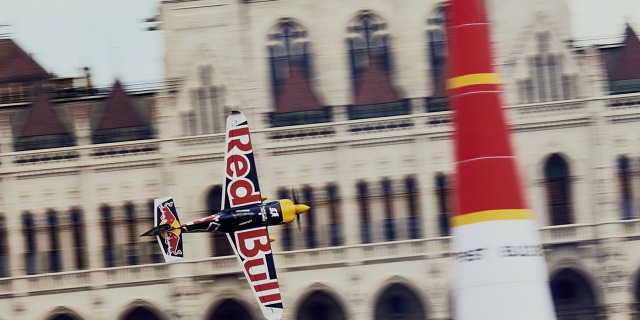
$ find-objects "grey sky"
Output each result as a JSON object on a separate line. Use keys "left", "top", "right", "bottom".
{"left": 0, "top": 0, "right": 638, "bottom": 87}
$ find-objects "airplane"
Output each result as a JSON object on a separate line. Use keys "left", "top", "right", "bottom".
{"left": 141, "top": 110, "right": 310, "bottom": 320}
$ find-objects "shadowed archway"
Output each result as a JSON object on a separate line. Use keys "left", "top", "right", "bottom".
{"left": 49, "top": 316, "right": 80, "bottom": 320}
{"left": 208, "top": 299, "right": 255, "bottom": 320}
{"left": 550, "top": 268, "right": 599, "bottom": 320}
{"left": 295, "top": 290, "right": 346, "bottom": 320}
{"left": 374, "top": 283, "right": 426, "bottom": 320}
{"left": 121, "top": 306, "right": 163, "bottom": 320}
{"left": 635, "top": 270, "right": 640, "bottom": 318}
{"left": 44, "top": 307, "right": 84, "bottom": 320}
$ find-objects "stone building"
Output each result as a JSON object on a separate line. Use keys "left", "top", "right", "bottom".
{"left": 1, "top": 0, "right": 640, "bottom": 319}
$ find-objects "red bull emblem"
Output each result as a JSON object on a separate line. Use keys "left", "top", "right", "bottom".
{"left": 226, "top": 126, "right": 261, "bottom": 207}
{"left": 235, "top": 227, "right": 281, "bottom": 304}
{"left": 159, "top": 201, "right": 182, "bottom": 256}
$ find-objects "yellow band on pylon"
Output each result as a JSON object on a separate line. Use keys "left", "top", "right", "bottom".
{"left": 447, "top": 73, "right": 501, "bottom": 89}
{"left": 451, "top": 209, "right": 532, "bottom": 227}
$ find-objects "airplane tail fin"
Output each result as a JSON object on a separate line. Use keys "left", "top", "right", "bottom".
{"left": 141, "top": 197, "right": 184, "bottom": 262}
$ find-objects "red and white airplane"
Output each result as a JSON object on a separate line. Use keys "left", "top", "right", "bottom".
{"left": 141, "top": 110, "right": 309, "bottom": 320}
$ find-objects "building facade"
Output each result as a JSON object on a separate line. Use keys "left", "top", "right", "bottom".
{"left": 1, "top": 0, "right": 640, "bottom": 319}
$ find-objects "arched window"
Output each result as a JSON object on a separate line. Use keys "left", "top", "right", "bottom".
{"left": 618, "top": 156, "right": 634, "bottom": 219}
{"left": 47, "top": 210, "right": 62, "bottom": 272}
{"left": 22, "top": 212, "right": 37, "bottom": 275}
{"left": 520, "top": 33, "right": 573, "bottom": 103}
{"left": 374, "top": 283, "right": 427, "bottom": 320}
{"left": 357, "top": 181, "right": 371, "bottom": 243}
{"left": 268, "top": 20, "right": 311, "bottom": 104}
{"left": 550, "top": 269, "right": 599, "bottom": 319}
{"left": 184, "top": 66, "right": 224, "bottom": 136}
{"left": 70, "top": 209, "right": 86, "bottom": 270}
{"left": 208, "top": 185, "right": 232, "bottom": 257}
{"left": 122, "top": 306, "right": 164, "bottom": 320}
{"left": 302, "top": 186, "right": 316, "bottom": 249}
{"left": 381, "top": 178, "right": 395, "bottom": 241}
{"left": 427, "top": 5, "right": 448, "bottom": 108}
{"left": 208, "top": 299, "right": 255, "bottom": 320}
{"left": 436, "top": 173, "right": 450, "bottom": 236}
{"left": 545, "top": 154, "right": 573, "bottom": 225}
{"left": 295, "top": 291, "right": 346, "bottom": 320}
{"left": 101, "top": 205, "right": 116, "bottom": 267}
{"left": 148, "top": 200, "right": 163, "bottom": 263}
{"left": 0, "top": 214, "right": 9, "bottom": 277}
{"left": 124, "top": 203, "right": 139, "bottom": 265}
{"left": 327, "top": 184, "right": 342, "bottom": 246}
{"left": 405, "top": 176, "right": 421, "bottom": 239}
{"left": 347, "top": 12, "right": 391, "bottom": 93}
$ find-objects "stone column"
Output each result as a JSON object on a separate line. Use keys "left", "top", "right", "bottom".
{"left": 67, "top": 104, "right": 91, "bottom": 146}
{"left": 0, "top": 110, "right": 15, "bottom": 153}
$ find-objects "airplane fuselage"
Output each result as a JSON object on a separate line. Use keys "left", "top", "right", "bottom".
{"left": 180, "top": 200, "right": 287, "bottom": 234}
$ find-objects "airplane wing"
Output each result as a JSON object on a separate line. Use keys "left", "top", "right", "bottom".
{"left": 227, "top": 227, "right": 283, "bottom": 320}
{"left": 221, "top": 110, "right": 262, "bottom": 211}
{"left": 221, "top": 111, "right": 282, "bottom": 319}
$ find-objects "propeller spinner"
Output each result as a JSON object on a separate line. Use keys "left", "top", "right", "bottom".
{"left": 279, "top": 188, "right": 309, "bottom": 231}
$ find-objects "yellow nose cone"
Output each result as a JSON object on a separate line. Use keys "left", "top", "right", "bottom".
{"left": 280, "top": 199, "right": 296, "bottom": 223}
{"left": 295, "top": 204, "right": 310, "bottom": 214}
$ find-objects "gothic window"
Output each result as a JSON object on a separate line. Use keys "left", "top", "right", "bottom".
{"left": 268, "top": 20, "right": 311, "bottom": 104}
{"left": 382, "top": 178, "right": 396, "bottom": 241}
{"left": 327, "top": 184, "right": 342, "bottom": 246}
{"left": 47, "top": 210, "right": 62, "bottom": 272}
{"left": 550, "top": 269, "right": 599, "bottom": 319}
{"left": 208, "top": 300, "right": 254, "bottom": 320}
{"left": 302, "top": 186, "right": 316, "bottom": 249}
{"left": 70, "top": 209, "right": 86, "bottom": 270}
{"left": 347, "top": 12, "right": 391, "bottom": 94}
{"left": 357, "top": 181, "right": 371, "bottom": 243}
{"left": 545, "top": 154, "right": 573, "bottom": 225}
{"left": 101, "top": 205, "right": 116, "bottom": 267}
{"left": 436, "top": 173, "right": 450, "bottom": 236}
{"left": 427, "top": 6, "right": 447, "bottom": 91}
{"left": 295, "top": 291, "right": 346, "bottom": 320}
{"left": 374, "top": 283, "right": 427, "bottom": 320}
{"left": 520, "top": 33, "right": 574, "bottom": 103}
{"left": 148, "top": 200, "right": 163, "bottom": 263}
{"left": 208, "top": 185, "right": 232, "bottom": 257}
{"left": 405, "top": 176, "right": 421, "bottom": 239}
{"left": 0, "top": 214, "right": 8, "bottom": 277}
{"left": 22, "top": 212, "right": 37, "bottom": 275}
{"left": 122, "top": 306, "right": 164, "bottom": 320}
{"left": 123, "top": 203, "right": 139, "bottom": 265}
{"left": 186, "top": 66, "right": 224, "bottom": 136}
{"left": 618, "top": 156, "right": 634, "bottom": 219}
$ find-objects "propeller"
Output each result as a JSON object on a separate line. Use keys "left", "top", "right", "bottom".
{"left": 280, "top": 189, "right": 309, "bottom": 228}
{"left": 292, "top": 188, "right": 303, "bottom": 233}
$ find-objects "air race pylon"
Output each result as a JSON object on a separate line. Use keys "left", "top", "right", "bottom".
{"left": 446, "top": 1, "right": 556, "bottom": 319}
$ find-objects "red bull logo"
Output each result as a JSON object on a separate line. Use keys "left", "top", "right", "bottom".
{"left": 225, "top": 126, "right": 261, "bottom": 208}
{"left": 235, "top": 227, "right": 281, "bottom": 304}
{"left": 159, "top": 201, "right": 183, "bottom": 257}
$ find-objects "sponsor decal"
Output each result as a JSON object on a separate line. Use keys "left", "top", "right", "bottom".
{"left": 158, "top": 200, "right": 183, "bottom": 257}
{"left": 234, "top": 227, "right": 281, "bottom": 305}
{"left": 453, "top": 245, "right": 544, "bottom": 263}
{"left": 225, "top": 126, "right": 261, "bottom": 208}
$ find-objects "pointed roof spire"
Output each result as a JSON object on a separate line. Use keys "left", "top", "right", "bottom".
{"left": 0, "top": 39, "right": 49, "bottom": 83}
{"left": 353, "top": 57, "right": 400, "bottom": 105}
{"left": 19, "top": 86, "right": 68, "bottom": 137}
{"left": 97, "top": 80, "right": 146, "bottom": 130}
{"left": 610, "top": 25, "right": 640, "bottom": 81}
{"left": 275, "top": 62, "right": 323, "bottom": 113}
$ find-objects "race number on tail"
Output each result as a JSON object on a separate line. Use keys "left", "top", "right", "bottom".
{"left": 154, "top": 197, "right": 184, "bottom": 262}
